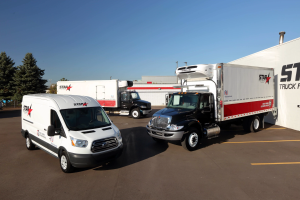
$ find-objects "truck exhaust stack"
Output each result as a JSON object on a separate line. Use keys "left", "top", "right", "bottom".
{"left": 279, "top": 32, "right": 285, "bottom": 44}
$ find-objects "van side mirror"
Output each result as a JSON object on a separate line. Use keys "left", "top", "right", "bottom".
{"left": 47, "top": 125, "right": 55, "bottom": 136}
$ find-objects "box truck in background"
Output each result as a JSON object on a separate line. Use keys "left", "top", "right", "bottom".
{"left": 146, "top": 63, "right": 277, "bottom": 151}
{"left": 57, "top": 80, "right": 152, "bottom": 119}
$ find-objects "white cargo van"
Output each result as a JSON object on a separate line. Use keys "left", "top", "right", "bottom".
{"left": 21, "top": 94, "right": 123, "bottom": 173}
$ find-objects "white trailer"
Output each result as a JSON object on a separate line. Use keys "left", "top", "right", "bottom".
{"left": 57, "top": 80, "right": 152, "bottom": 118}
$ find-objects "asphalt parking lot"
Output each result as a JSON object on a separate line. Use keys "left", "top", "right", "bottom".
{"left": 1, "top": 107, "right": 300, "bottom": 200}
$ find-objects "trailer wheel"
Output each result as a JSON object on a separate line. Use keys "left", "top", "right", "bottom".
{"left": 131, "top": 108, "right": 141, "bottom": 119}
{"left": 59, "top": 151, "right": 73, "bottom": 173}
{"left": 25, "top": 134, "right": 35, "bottom": 150}
{"left": 250, "top": 115, "right": 260, "bottom": 132}
{"left": 181, "top": 128, "right": 200, "bottom": 151}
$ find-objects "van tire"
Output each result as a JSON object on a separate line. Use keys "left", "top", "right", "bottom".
{"left": 181, "top": 128, "right": 200, "bottom": 151}
{"left": 60, "top": 151, "right": 73, "bottom": 173}
{"left": 25, "top": 135, "right": 35, "bottom": 150}
{"left": 131, "top": 108, "right": 141, "bottom": 119}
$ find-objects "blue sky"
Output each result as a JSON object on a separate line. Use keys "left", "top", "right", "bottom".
{"left": 1, "top": 0, "right": 300, "bottom": 85}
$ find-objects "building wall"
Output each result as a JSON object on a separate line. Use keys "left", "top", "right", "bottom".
{"left": 229, "top": 37, "right": 300, "bottom": 131}
{"left": 127, "top": 84, "right": 180, "bottom": 106}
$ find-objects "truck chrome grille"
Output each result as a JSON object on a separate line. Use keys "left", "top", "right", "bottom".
{"left": 151, "top": 116, "right": 169, "bottom": 129}
{"left": 91, "top": 137, "right": 118, "bottom": 153}
{"left": 147, "top": 103, "right": 151, "bottom": 108}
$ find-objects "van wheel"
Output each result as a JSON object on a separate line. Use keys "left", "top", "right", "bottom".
{"left": 181, "top": 128, "right": 200, "bottom": 151}
{"left": 131, "top": 108, "right": 141, "bottom": 119}
{"left": 25, "top": 135, "right": 35, "bottom": 150}
{"left": 60, "top": 151, "right": 73, "bottom": 173}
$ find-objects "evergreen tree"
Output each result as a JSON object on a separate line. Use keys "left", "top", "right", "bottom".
{"left": 0, "top": 52, "right": 16, "bottom": 101}
{"left": 13, "top": 53, "right": 47, "bottom": 100}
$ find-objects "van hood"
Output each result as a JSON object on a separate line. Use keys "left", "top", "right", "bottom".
{"left": 69, "top": 124, "right": 119, "bottom": 141}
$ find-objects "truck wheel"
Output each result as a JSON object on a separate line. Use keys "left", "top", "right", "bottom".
{"left": 131, "top": 108, "right": 141, "bottom": 119}
{"left": 25, "top": 135, "right": 35, "bottom": 150}
{"left": 152, "top": 137, "right": 165, "bottom": 143}
{"left": 250, "top": 115, "right": 260, "bottom": 132}
{"left": 60, "top": 151, "right": 73, "bottom": 173}
{"left": 181, "top": 128, "right": 200, "bottom": 151}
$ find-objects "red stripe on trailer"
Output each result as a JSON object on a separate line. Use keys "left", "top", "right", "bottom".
{"left": 97, "top": 100, "right": 116, "bottom": 107}
{"left": 224, "top": 99, "right": 274, "bottom": 118}
{"left": 127, "top": 87, "right": 180, "bottom": 90}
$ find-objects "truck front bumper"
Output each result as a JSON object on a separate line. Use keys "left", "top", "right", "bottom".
{"left": 68, "top": 143, "right": 123, "bottom": 168}
{"left": 146, "top": 125, "right": 185, "bottom": 141}
{"left": 142, "top": 109, "right": 152, "bottom": 115}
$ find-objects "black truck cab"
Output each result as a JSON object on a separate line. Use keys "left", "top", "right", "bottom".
{"left": 146, "top": 92, "right": 220, "bottom": 151}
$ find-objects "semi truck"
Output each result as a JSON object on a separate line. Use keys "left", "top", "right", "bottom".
{"left": 57, "top": 80, "right": 152, "bottom": 119}
{"left": 146, "top": 63, "right": 277, "bottom": 151}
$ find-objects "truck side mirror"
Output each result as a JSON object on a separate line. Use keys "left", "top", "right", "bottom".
{"left": 47, "top": 125, "right": 55, "bottom": 136}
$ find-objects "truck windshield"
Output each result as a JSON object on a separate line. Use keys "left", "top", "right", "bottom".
{"left": 60, "top": 107, "right": 111, "bottom": 131}
{"left": 167, "top": 94, "right": 199, "bottom": 110}
{"left": 130, "top": 92, "right": 141, "bottom": 100}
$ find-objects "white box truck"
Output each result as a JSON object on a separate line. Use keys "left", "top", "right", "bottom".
{"left": 57, "top": 80, "right": 152, "bottom": 118}
{"left": 146, "top": 63, "right": 277, "bottom": 151}
{"left": 21, "top": 94, "right": 123, "bottom": 173}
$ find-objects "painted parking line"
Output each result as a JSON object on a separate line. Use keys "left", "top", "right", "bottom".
{"left": 251, "top": 162, "right": 300, "bottom": 165}
{"left": 224, "top": 140, "right": 300, "bottom": 144}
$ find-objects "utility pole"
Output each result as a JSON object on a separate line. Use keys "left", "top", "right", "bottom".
{"left": 110, "top": 76, "right": 112, "bottom": 80}
{"left": 184, "top": 62, "right": 187, "bottom": 66}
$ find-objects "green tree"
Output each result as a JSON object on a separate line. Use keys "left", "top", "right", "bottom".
{"left": 0, "top": 52, "right": 16, "bottom": 101}
{"left": 13, "top": 53, "right": 47, "bottom": 100}
{"left": 60, "top": 78, "right": 68, "bottom": 81}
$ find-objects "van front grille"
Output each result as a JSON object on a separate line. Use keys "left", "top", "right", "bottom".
{"left": 91, "top": 137, "right": 118, "bottom": 153}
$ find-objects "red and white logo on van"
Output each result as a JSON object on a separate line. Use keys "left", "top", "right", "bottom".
{"left": 23, "top": 105, "right": 33, "bottom": 116}
{"left": 74, "top": 102, "right": 88, "bottom": 106}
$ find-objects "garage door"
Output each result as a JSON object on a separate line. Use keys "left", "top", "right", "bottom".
{"left": 138, "top": 92, "right": 168, "bottom": 106}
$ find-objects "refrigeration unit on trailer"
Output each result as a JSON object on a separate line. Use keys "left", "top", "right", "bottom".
{"left": 57, "top": 80, "right": 152, "bottom": 119}
{"left": 21, "top": 94, "right": 123, "bottom": 173}
{"left": 146, "top": 63, "right": 277, "bottom": 151}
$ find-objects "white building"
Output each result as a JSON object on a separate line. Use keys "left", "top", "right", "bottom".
{"left": 230, "top": 35, "right": 300, "bottom": 131}
{"left": 128, "top": 76, "right": 181, "bottom": 106}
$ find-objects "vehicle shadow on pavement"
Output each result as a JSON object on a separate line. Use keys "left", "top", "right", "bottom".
{"left": 93, "top": 126, "right": 169, "bottom": 171}
{"left": 0, "top": 110, "right": 21, "bottom": 119}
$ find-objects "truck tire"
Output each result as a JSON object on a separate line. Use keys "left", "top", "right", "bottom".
{"left": 181, "top": 128, "right": 200, "bottom": 151}
{"left": 152, "top": 137, "right": 165, "bottom": 143}
{"left": 131, "top": 108, "right": 141, "bottom": 119}
{"left": 243, "top": 115, "right": 260, "bottom": 133}
{"left": 25, "top": 134, "right": 35, "bottom": 150}
{"left": 60, "top": 151, "right": 73, "bottom": 173}
{"left": 250, "top": 115, "right": 260, "bottom": 132}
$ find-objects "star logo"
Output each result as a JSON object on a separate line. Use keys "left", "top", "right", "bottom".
{"left": 265, "top": 74, "right": 271, "bottom": 84}
{"left": 28, "top": 105, "right": 33, "bottom": 116}
{"left": 66, "top": 84, "right": 72, "bottom": 91}
{"left": 83, "top": 102, "right": 88, "bottom": 106}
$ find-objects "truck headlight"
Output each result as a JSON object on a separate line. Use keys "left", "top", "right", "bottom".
{"left": 70, "top": 136, "right": 88, "bottom": 148}
{"left": 167, "top": 124, "right": 184, "bottom": 131}
{"left": 140, "top": 105, "right": 146, "bottom": 108}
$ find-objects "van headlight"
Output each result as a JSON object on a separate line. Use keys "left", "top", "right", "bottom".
{"left": 166, "top": 124, "right": 184, "bottom": 131}
{"left": 116, "top": 130, "right": 122, "bottom": 140}
{"left": 70, "top": 136, "right": 88, "bottom": 148}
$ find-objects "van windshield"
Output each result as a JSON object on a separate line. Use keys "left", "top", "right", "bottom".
{"left": 167, "top": 94, "right": 199, "bottom": 110}
{"left": 60, "top": 107, "right": 111, "bottom": 131}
